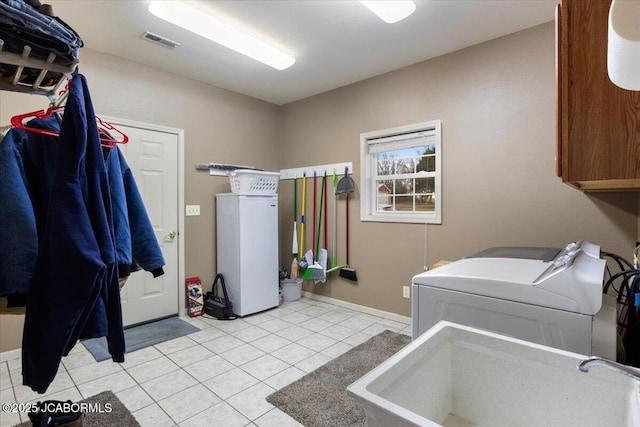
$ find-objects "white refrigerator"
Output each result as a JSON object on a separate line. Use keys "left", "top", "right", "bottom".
{"left": 216, "top": 193, "right": 279, "bottom": 316}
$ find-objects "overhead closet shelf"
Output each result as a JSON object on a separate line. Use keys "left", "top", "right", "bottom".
{"left": 0, "top": 38, "right": 77, "bottom": 99}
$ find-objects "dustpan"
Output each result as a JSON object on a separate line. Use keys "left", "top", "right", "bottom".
{"left": 305, "top": 173, "right": 328, "bottom": 283}
{"left": 335, "top": 166, "right": 355, "bottom": 195}
{"left": 315, "top": 248, "right": 328, "bottom": 284}
{"left": 303, "top": 261, "right": 325, "bottom": 281}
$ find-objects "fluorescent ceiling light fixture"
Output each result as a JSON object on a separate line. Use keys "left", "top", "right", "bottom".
{"left": 608, "top": 0, "right": 640, "bottom": 90}
{"left": 148, "top": 1, "right": 295, "bottom": 70}
{"left": 361, "top": 1, "right": 416, "bottom": 24}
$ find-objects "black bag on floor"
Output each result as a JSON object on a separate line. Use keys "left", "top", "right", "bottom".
{"left": 204, "top": 274, "right": 236, "bottom": 320}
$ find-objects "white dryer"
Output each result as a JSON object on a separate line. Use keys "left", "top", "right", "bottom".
{"left": 412, "top": 241, "right": 617, "bottom": 358}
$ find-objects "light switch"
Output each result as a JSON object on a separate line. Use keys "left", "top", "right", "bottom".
{"left": 186, "top": 205, "right": 200, "bottom": 216}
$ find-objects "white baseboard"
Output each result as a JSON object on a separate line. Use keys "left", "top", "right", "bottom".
{"left": 302, "top": 292, "right": 411, "bottom": 325}
{"left": 0, "top": 348, "right": 21, "bottom": 363}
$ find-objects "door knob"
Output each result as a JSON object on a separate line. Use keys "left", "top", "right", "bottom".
{"left": 167, "top": 231, "right": 177, "bottom": 240}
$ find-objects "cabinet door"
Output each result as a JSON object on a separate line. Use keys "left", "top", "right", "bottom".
{"left": 559, "top": 0, "right": 640, "bottom": 191}
{"left": 556, "top": 3, "right": 563, "bottom": 178}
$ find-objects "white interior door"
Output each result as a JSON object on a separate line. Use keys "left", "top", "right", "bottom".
{"left": 117, "top": 124, "right": 179, "bottom": 326}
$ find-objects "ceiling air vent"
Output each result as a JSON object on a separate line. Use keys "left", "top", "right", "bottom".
{"left": 142, "top": 31, "right": 180, "bottom": 49}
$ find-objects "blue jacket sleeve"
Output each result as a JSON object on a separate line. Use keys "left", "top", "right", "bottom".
{"left": 116, "top": 146, "right": 165, "bottom": 276}
{"left": 0, "top": 129, "right": 37, "bottom": 296}
{"left": 105, "top": 147, "right": 133, "bottom": 277}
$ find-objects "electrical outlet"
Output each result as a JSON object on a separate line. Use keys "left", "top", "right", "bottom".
{"left": 186, "top": 205, "right": 200, "bottom": 216}
{"left": 402, "top": 286, "right": 411, "bottom": 299}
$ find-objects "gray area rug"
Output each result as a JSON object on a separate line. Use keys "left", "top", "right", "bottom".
{"left": 14, "top": 390, "right": 139, "bottom": 427}
{"left": 266, "top": 329, "right": 411, "bottom": 427}
{"left": 83, "top": 316, "right": 200, "bottom": 362}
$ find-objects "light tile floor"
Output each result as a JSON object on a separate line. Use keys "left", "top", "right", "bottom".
{"left": 0, "top": 297, "right": 411, "bottom": 427}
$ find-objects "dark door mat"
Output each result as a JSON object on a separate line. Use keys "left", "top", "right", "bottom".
{"left": 82, "top": 316, "right": 200, "bottom": 362}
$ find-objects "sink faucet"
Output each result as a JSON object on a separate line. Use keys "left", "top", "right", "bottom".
{"left": 578, "top": 356, "right": 640, "bottom": 382}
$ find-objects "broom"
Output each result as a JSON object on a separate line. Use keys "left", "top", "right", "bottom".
{"left": 338, "top": 169, "right": 357, "bottom": 282}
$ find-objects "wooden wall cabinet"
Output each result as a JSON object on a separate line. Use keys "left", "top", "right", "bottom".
{"left": 557, "top": 0, "right": 640, "bottom": 191}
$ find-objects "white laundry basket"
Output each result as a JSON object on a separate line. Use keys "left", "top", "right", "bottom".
{"left": 229, "top": 170, "right": 280, "bottom": 195}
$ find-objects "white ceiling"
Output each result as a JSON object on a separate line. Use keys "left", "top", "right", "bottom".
{"left": 50, "top": 0, "right": 559, "bottom": 105}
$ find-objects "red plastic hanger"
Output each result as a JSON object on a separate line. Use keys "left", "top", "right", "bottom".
{"left": 10, "top": 106, "right": 128, "bottom": 148}
{"left": 10, "top": 106, "right": 64, "bottom": 138}
{"left": 96, "top": 116, "right": 129, "bottom": 148}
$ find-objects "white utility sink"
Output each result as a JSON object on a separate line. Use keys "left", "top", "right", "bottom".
{"left": 348, "top": 321, "right": 640, "bottom": 427}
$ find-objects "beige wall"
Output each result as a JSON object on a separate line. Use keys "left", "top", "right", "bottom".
{"left": 1, "top": 22, "right": 638, "bottom": 353}
{"left": 278, "top": 21, "right": 638, "bottom": 316}
{"left": 0, "top": 49, "right": 281, "bottom": 352}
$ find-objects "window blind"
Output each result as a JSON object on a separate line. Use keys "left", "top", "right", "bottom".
{"left": 367, "top": 130, "right": 437, "bottom": 154}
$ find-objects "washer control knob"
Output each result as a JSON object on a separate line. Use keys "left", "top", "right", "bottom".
{"left": 565, "top": 241, "right": 579, "bottom": 251}
{"left": 553, "top": 254, "right": 571, "bottom": 268}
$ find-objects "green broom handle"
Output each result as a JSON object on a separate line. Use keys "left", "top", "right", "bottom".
{"left": 316, "top": 174, "right": 325, "bottom": 259}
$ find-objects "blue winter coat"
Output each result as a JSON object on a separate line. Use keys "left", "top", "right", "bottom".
{"left": 21, "top": 75, "right": 125, "bottom": 393}
{"left": 1, "top": 108, "right": 165, "bottom": 299}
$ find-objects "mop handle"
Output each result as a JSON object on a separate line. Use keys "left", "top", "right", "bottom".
{"left": 313, "top": 172, "right": 317, "bottom": 258}
{"left": 300, "top": 173, "right": 306, "bottom": 255}
{"left": 316, "top": 174, "right": 325, "bottom": 258}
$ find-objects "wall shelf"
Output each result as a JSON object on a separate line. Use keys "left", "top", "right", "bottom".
{"left": 280, "top": 162, "right": 353, "bottom": 180}
{"left": 0, "top": 38, "right": 77, "bottom": 101}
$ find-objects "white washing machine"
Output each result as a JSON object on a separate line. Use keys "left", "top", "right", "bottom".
{"left": 412, "top": 241, "right": 617, "bottom": 359}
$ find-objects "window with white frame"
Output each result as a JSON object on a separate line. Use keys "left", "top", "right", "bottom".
{"left": 360, "top": 120, "right": 441, "bottom": 224}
